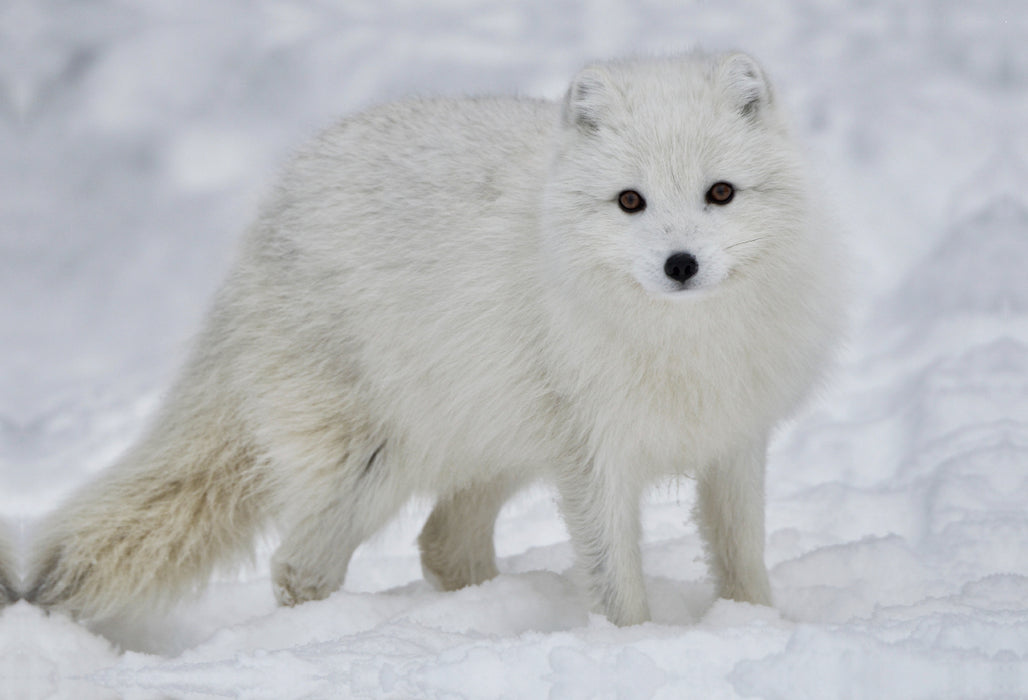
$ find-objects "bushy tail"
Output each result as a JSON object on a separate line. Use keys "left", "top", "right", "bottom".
{"left": 26, "top": 414, "right": 269, "bottom": 621}
{"left": 0, "top": 521, "right": 18, "bottom": 606}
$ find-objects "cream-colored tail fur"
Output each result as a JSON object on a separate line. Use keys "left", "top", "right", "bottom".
{"left": 26, "top": 403, "right": 268, "bottom": 621}
{"left": 0, "top": 521, "right": 18, "bottom": 606}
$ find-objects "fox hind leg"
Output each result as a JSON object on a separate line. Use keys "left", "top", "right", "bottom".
{"left": 271, "top": 441, "right": 411, "bottom": 606}
{"left": 418, "top": 475, "right": 522, "bottom": 591}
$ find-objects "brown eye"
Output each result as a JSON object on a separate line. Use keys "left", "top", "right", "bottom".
{"left": 617, "top": 190, "right": 646, "bottom": 213}
{"left": 705, "top": 181, "right": 735, "bottom": 205}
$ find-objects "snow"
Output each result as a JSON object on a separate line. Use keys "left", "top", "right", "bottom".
{"left": 1, "top": 0, "right": 1025, "bottom": 697}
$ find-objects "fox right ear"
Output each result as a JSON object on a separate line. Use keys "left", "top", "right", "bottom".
{"left": 563, "top": 66, "right": 620, "bottom": 133}
{"left": 717, "top": 52, "right": 774, "bottom": 120}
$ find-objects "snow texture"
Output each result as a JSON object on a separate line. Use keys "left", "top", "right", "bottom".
{"left": 1, "top": 1, "right": 1026, "bottom": 698}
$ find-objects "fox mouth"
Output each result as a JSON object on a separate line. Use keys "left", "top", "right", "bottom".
{"left": 634, "top": 254, "right": 733, "bottom": 298}
{"left": 646, "top": 261, "right": 744, "bottom": 299}
{"left": 658, "top": 280, "right": 720, "bottom": 299}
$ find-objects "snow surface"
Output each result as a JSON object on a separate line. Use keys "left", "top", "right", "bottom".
{"left": 2, "top": 1, "right": 1026, "bottom": 698}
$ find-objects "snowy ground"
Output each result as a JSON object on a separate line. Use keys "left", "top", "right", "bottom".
{"left": 1, "top": 1, "right": 1026, "bottom": 698}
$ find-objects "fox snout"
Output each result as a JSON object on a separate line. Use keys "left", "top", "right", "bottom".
{"left": 664, "top": 251, "right": 699, "bottom": 284}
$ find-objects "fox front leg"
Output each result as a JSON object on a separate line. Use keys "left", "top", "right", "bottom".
{"left": 695, "top": 437, "right": 773, "bottom": 606}
{"left": 556, "top": 459, "right": 649, "bottom": 626}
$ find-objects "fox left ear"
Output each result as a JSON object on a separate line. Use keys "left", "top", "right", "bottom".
{"left": 563, "top": 65, "right": 621, "bottom": 134}
{"left": 717, "top": 52, "right": 773, "bottom": 120}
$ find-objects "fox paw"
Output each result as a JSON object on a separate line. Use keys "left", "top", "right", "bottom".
{"left": 271, "top": 561, "right": 335, "bottom": 607}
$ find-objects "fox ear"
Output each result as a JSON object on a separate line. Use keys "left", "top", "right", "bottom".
{"left": 718, "top": 52, "right": 773, "bottom": 119}
{"left": 563, "top": 66, "right": 619, "bottom": 133}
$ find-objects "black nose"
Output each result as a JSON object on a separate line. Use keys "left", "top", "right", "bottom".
{"left": 664, "top": 252, "right": 698, "bottom": 284}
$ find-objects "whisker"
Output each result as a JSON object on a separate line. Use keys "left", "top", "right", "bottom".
{"left": 725, "top": 236, "right": 769, "bottom": 250}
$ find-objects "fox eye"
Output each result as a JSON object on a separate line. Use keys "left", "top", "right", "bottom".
{"left": 705, "top": 181, "right": 735, "bottom": 205}
{"left": 617, "top": 190, "right": 646, "bottom": 213}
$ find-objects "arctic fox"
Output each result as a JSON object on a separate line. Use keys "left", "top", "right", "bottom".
{"left": 27, "top": 52, "right": 841, "bottom": 626}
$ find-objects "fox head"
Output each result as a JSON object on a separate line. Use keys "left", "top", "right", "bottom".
{"left": 541, "top": 52, "right": 813, "bottom": 303}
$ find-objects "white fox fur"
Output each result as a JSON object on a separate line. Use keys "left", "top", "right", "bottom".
{"left": 27, "top": 52, "right": 841, "bottom": 626}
